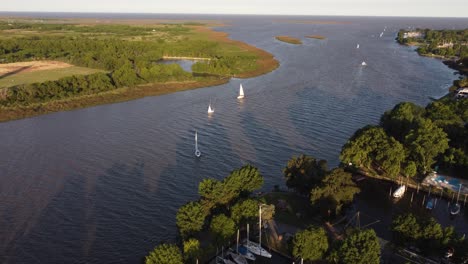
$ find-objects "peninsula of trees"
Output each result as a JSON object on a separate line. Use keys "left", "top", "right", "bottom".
{"left": 0, "top": 18, "right": 278, "bottom": 122}
{"left": 397, "top": 29, "right": 468, "bottom": 74}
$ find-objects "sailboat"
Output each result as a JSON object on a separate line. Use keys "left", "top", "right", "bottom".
{"left": 356, "top": 44, "right": 360, "bottom": 49}
{"left": 194, "top": 131, "right": 201, "bottom": 157}
{"left": 450, "top": 184, "right": 462, "bottom": 216}
{"left": 226, "top": 230, "right": 248, "bottom": 264}
{"left": 208, "top": 100, "right": 214, "bottom": 114}
{"left": 379, "top": 32, "right": 384, "bottom": 38}
{"left": 243, "top": 207, "right": 272, "bottom": 258}
{"left": 237, "top": 84, "right": 245, "bottom": 99}
{"left": 361, "top": 61, "right": 367, "bottom": 66}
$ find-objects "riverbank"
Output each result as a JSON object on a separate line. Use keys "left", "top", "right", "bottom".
{"left": 0, "top": 77, "right": 229, "bottom": 122}
{"left": 0, "top": 23, "right": 279, "bottom": 123}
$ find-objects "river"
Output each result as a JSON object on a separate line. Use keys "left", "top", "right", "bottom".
{"left": 0, "top": 14, "right": 467, "bottom": 263}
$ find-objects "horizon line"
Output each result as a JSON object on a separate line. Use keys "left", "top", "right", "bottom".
{"left": 0, "top": 11, "right": 467, "bottom": 19}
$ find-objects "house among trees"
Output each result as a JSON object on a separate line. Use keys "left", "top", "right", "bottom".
{"left": 403, "top": 31, "right": 424, "bottom": 39}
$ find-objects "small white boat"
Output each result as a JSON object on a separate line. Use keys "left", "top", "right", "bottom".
{"left": 237, "top": 84, "right": 245, "bottom": 99}
{"left": 451, "top": 184, "right": 462, "bottom": 216}
{"left": 379, "top": 32, "right": 384, "bottom": 38}
{"left": 356, "top": 44, "right": 360, "bottom": 49}
{"left": 208, "top": 102, "right": 214, "bottom": 114}
{"left": 194, "top": 131, "right": 201, "bottom": 157}
{"left": 393, "top": 185, "right": 406, "bottom": 198}
{"left": 243, "top": 240, "right": 272, "bottom": 258}
{"left": 216, "top": 256, "right": 235, "bottom": 264}
{"left": 361, "top": 61, "right": 367, "bottom": 66}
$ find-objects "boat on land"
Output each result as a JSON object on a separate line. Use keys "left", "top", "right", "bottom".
{"left": 392, "top": 185, "right": 406, "bottom": 198}
{"left": 226, "top": 249, "right": 248, "bottom": 264}
{"left": 243, "top": 207, "right": 272, "bottom": 258}
{"left": 195, "top": 130, "right": 201, "bottom": 157}
{"left": 238, "top": 245, "right": 255, "bottom": 261}
{"left": 450, "top": 184, "right": 462, "bottom": 216}
{"left": 361, "top": 61, "right": 367, "bottom": 66}
{"left": 237, "top": 84, "right": 245, "bottom": 99}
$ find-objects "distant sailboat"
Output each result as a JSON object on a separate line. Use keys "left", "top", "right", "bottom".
{"left": 379, "top": 32, "right": 384, "bottom": 38}
{"left": 195, "top": 130, "right": 201, "bottom": 157}
{"left": 361, "top": 61, "right": 367, "bottom": 66}
{"left": 450, "top": 184, "right": 462, "bottom": 216}
{"left": 356, "top": 44, "right": 360, "bottom": 49}
{"left": 208, "top": 100, "right": 214, "bottom": 114}
{"left": 237, "top": 84, "right": 245, "bottom": 99}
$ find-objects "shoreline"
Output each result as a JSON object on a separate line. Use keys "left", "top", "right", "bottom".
{"left": 0, "top": 25, "right": 279, "bottom": 123}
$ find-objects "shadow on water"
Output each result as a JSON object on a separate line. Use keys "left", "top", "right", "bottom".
{"left": 2, "top": 161, "right": 162, "bottom": 264}
{"left": 0, "top": 66, "right": 32, "bottom": 80}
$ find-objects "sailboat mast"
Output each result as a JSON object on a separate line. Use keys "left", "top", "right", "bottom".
{"left": 259, "top": 205, "right": 262, "bottom": 252}
{"left": 237, "top": 229, "right": 240, "bottom": 254}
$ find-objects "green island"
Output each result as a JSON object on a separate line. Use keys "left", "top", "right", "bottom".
{"left": 275, "top": 36, "right": 302, "bottom": 45}
{"left": 144, "top": 28, "right": 468, "bottom": 264}
{"left": 0, "top": 18, "right": 278, "bottom": 122}
{"left": 306, "top": 35, "right": 326, "bottom": 40}
{"left": 397, "top": 28, "right": 468, "bottom": 75}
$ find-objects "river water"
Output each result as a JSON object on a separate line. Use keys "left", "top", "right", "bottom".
{"left": 1, "top": 14, "right": 468, "bottom": 263}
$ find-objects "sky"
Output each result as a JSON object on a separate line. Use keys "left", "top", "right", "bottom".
{"left": 0, "top": 0, "right": 467, "bottom": 18}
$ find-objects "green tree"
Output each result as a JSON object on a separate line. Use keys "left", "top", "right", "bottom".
{"left": 391, "top": 213, "right": 421, "bottom": 243}
{"left": 231, "top": 199, "right": 258, "bottom": 224}
{"left": 380, "top": 102, "right": 425, "bottom": 142}
{"left": 210, "top": 214, "right": 236, "bottom": 244}
{"left": 183, "top": 238, "right": 201, "bottom": 262}
{"left": 145, "top": 243, "right": 183, "bottom": 264}
{"left": 402, "top": 161, "right": 417, "bottom": 178}
{"left": 310, "top": 168, "right": 360, "bottom": 215}
{"left": 340, "top": 126, "right": 406, "bottom": 177}
{"left": 333, "top": 229, "right": 380, "bottom": 264}
{"left": 176, "top": 201, "right": 206, "bottom": 238}
{"left": 198, "top": 178, "right": 224, "bottom": 211}
{"left": 292, "top": 226, "right": 329, "bottom": 261}
{"left": 283, "top": 154, "right": 328, "bottom": 194}
{"left": 405, "top": 119, "right": 449, "bottom": 174}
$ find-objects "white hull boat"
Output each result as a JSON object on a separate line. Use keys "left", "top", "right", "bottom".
{"left": 243, "top": 240, "right": 272, "bottom": 258}
{"left": 392, "top": 185, "right": 406, "bottom": 198}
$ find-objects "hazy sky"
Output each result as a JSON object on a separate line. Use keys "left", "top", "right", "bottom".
{"left": 0, "top": 0, "right": 467, "bottom": 17}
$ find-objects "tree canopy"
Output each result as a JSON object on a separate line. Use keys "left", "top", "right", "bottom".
{"left": 145, "top": 243, "right": 183, "bottom": 264}
{"left": 210, "top": 214, "right": 236, "bottom": 244}
{"left": 332, "top": 229, "right": 380, "bottom": 264}
{"left": 283, "top": 154, "right": 328, "bottom": 194}
{"left": 292, "top": 226, "right": 329, "bottom": 261}
{"left": 310, "top": 168, "right": 360, "bottom": 215}
{"left": 176, "top": 201, "right": 206, "bottom": 238}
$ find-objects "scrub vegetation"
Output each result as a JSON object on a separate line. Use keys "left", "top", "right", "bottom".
{"left": 0, "top": 19, "right": 278, "bottom": 122}
{"left": 275, "top": 36, "right": 303, "bottom": 45}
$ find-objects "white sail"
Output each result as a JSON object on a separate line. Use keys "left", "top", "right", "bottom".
{"left": 361, "top": 61, "right": 367, "bottom": 66}
{"left": 356, "top": 44, "right": 360, "bottom": 49}
{"left": 195, "top": 131, "right": 201, "bottom": 157}
{"left": 208, "top": 104, "right": 214, "bottom": 114}
{"left": 237, "top": 84, "right": 245, "bottom": 99}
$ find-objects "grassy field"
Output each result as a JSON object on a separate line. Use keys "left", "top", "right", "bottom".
{"left": 0, "top": 66, "right": 104, "bottom": 88}
{"left": 275, "top": 36, "right": 302, "bottom": 45}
